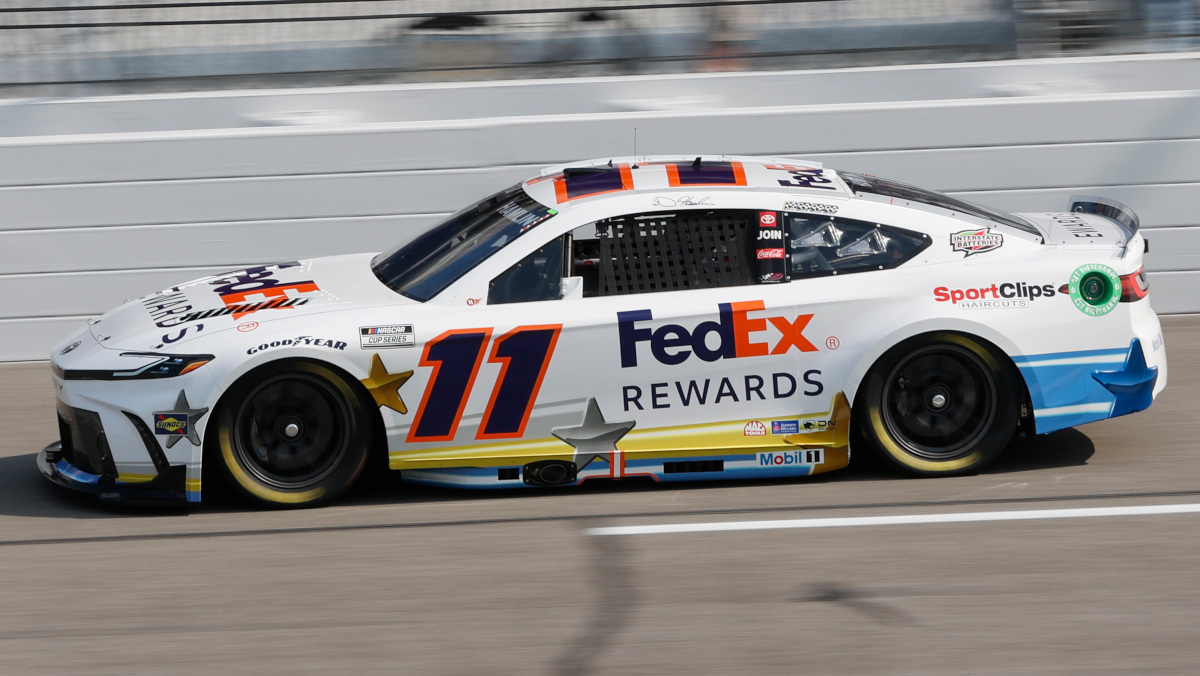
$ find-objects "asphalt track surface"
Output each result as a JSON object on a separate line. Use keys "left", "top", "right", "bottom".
{"left": 1, "top": 316, "right": 1198, "bottom": 675}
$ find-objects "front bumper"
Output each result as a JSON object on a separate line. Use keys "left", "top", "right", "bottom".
{"left": 39, "top": 441, "right": 189, "bottom": 503}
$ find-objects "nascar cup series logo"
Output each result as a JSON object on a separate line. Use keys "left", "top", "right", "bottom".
{"left": 950, "top": 229, "right": 1003, "bottom": 257}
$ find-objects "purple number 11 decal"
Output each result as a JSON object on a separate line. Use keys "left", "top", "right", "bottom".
{"left": 407, "top": 325, "right": 562, "bottom": 443}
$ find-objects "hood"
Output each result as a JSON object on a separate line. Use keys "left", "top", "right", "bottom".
{"left": 1015, "top": 212, "right": 1130, "bottom": 247}
{"left": 89, "top": 254, "right": 410, "bottom": 351}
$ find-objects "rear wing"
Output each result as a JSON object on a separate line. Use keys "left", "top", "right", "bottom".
{"left": 1070, "top": 195, "right": 1140, "bottom": 238}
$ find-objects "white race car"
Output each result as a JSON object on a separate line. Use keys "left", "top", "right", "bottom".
{"left": 43, "top": 156, "right": 1166, "bottom": 506}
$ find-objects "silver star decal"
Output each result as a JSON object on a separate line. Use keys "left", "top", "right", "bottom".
{"left": 154, "top": 389, "right": 209, "bottom": 448}
{"left": 551, "top": 398, "right": 636, "bottom": 471}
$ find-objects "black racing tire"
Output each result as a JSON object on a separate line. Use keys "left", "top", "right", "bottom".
{"left": 853, "top": 332, "right": 1019, "bottom": 477}
{"left": 211, "top": 360, "right": 373, "bottom": 507}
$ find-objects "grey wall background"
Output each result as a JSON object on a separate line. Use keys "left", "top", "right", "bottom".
{"left": 1, "top": 51, "right": 1196, "bottom": 361}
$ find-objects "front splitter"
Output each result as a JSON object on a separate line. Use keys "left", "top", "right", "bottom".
{"left": 38, "top": 441, "right": 190, "bottom": 503}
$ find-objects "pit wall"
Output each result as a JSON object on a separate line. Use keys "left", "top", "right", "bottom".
{"left": 2, "top": 52, "right": 1197, "bottom": 361}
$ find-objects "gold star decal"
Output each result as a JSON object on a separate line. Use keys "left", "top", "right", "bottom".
{"left": 360, "top": 354, "right": 413, "bottom": 414}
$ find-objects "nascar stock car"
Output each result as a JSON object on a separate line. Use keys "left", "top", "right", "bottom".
{"left": 43, "top": 156, "right": 1166, "bottom": 507}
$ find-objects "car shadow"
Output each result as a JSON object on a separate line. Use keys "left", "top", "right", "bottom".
{"left": 0, "top": 428, "right": 1097, "bottom": 520}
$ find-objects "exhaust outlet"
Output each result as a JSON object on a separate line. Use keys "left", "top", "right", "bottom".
{"left": 523, "top": 460, "right": 577, "bottom": 487}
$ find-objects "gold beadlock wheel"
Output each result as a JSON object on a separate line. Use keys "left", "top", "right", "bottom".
{"left": 212, "top": 360, "right": 372, "bottom": 507}
{"left": 854, "top": 332, "right": 1019, "bottom": 477}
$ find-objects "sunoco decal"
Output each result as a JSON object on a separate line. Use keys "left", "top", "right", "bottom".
{"left": 154, "top": 414, "right": 188, "bottom": 436}
{"left": 950, "top": 229, "right": 1003, "bottom": 257}
{"left": 361, "top": 325, "right": 415, "bottom": 349}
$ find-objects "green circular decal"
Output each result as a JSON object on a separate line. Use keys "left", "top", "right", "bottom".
{"left": 1069, "top": 263, "right": 1120, "bottom": 316}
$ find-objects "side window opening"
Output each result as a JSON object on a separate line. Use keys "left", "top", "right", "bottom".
{"left": 785, "top": 213, "right": 929, "bottom": 278}
{"left": 487, "top": 236, "right": 565, "bottom": 305}
{"left": 570, "top": 209, "right": 758, "bottom": 298}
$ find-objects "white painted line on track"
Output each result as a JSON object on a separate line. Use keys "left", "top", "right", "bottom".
{"left": 586, "top": 503, "right": 1200, "bottom": 536}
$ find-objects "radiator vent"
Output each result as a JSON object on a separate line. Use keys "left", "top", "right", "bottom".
{"left": 663, "top": 460, "right": 725, "bottom": 474}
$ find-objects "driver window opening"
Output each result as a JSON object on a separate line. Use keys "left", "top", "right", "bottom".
{"left": 569, "top": 210, "right": 759, "bottom": 298}
{"left": 785, "top": 213, "right": 929, "bottom": 278}
{"left": 487, "top": 236, "right": 566, "bottom": 305}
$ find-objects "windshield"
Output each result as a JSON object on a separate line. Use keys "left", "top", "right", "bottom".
{"left": 838, "top": 171, "right": 1043, "bottom": 239}
{"left": 371, "top": 185, "right": 557, "bottom": 302}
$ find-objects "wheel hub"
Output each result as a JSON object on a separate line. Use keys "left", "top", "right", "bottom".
{"left": 278, "top": 415, "right": 305, "bottom": 440}
{"left": 925, "top": 387, "right": 950, "bottom": 412}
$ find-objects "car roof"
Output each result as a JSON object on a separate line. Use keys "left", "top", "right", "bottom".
{"left": 523, "top": 155, "right": 849, "bottom": 207}
{"left": 523, "top": 155, "right": 1045, "bottom": 244}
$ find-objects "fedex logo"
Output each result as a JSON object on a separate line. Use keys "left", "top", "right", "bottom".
{"left": 617, "top": 301, "right": 817, "bottom": 368}
{"left": 209, "top": 262, "right": 320, "bottom": 320}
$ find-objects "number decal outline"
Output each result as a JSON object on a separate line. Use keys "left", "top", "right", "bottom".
{"left": 477, "top": 325, "right": 563, "bottom": 440}
{"left": 406, "top": 328, "right": 492, "bottom": 443}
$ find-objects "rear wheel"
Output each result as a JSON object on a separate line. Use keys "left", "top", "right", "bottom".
{"left": 213, "top": 361, "right": 372, "bottom": 507}
{"left": 855, "top": 333, "right": 1018, "bottom": 476}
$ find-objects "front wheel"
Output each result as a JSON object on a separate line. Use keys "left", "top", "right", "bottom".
{"left": 854, "top": 333, "right": 1019, "bottom": 476}
{"left": 212, "top": 361, "right": 373, "bottom": 507}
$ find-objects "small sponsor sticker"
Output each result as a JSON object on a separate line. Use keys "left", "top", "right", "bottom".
{"left": 237, "top": 322, "right": 259, "bottom": 332}
{"left": 1068, "top": 264, "right": 1121, "bottom": 317}
{"left": 759, "top": 272, "right": 785, "bottom": 283}
{"left": 771, "top": 420, "right": 800, "bottom": 435}
{"left": 743, "top": 421, "right": 767, "bottom": 436}
{"left": 756, "top": 248, "right": 786, "bottom": 260}
{"left": 154, "top": 413, "right": 188, "bottom": 436}
{"left": 950, "top": 229, "right": 1003, "bottom": 257}
{"left": 360, "top": 325, "right": 415, "bottom": 349}
{"left": 758, "top": 449, "right": 824, "bottom": 466}
{"left": 247, "top": 337, "right": 347, "bottom": 355}
{"left": 783, "top": 200, "right": 838, "bottom": 215}
{"left": 759, "top": 211, "right": 778, "bottom": 227}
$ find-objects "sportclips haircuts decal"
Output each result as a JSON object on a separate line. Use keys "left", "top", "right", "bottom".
{"left": 934, "top": 282, "right": 1056, "bottom": 309}
{"left": 406, "top": 325, "right": 562, "bottom": 443}
{"left": 617, "top": 302, "right": 823, "bottom": 411}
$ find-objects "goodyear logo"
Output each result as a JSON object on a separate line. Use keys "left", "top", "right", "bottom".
{"left": 154, "top": 414, "right": 188, "bottom": 436}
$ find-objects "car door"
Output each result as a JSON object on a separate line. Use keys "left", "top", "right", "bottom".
{"left": 474, "top": 207, "right": 831, "bottom": 478}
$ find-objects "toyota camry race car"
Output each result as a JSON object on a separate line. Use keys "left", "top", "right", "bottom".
{"left": 43, "top": 156, "right": 1166, "bottom": 506}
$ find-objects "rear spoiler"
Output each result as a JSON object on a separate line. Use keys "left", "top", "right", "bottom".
{"left": 1069, "top": 195, "right": 1140, "bottom": 238}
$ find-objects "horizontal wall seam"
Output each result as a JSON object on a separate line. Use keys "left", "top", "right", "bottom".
{"left": 0, "top": 211, "right": 451, "bottom": 235}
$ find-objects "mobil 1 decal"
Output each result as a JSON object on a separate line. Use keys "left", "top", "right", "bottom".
{"left": 406, "top": 325, "right": 561, "bottom": 443}
{"left": 755, "top": 211, "right": 789, "bottom": 283}
{"left": 763, "top": 163, "right": 838, "bottom": 191}
{"left": 617, "top": 301, "right": 824, "bottom": 411}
